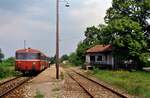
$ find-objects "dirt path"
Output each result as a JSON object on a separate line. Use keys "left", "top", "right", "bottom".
{"left": 24, "top": 65, "right": 64, "bottom": 98}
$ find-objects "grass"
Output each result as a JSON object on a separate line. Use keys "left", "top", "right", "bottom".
{"left": 0, "top": 67, "right": 16, "bottom": 79}
{"left": 0, "top": 61, "right": 14, "bottom": 67}
{"left": 62, "top": 62, "right": 77, "bottom": 68}
{"left": 86, "top": 69, "right": 150, "bottom": 98}
{"left": 60, "top": 72, "right": 64, "bottom": 80}
{"left": 52, "top": 87, "right": 60, "bottom": 92}
{"left": 34, "top": 90, "right": 44, "bottom": 98}
{"left": 0, "top": 60, "right": 20, "bottom": 79}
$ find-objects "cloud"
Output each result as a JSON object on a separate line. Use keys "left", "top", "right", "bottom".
{"left": 59, "top": 0, "right": 112, "bottom": 47}
{"left": 0, "top": 0, "right": 35, "bottom": 13}
{"left": 0, "top": 0, "right": 53, "bottom": 40}
{"left": 0, "top": 0, "right": 112, "bottom": 57}
{"left": 68, "top": 0, "right": 111, "bottom": 26}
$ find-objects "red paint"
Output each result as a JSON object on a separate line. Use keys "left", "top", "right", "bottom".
{"left": 15, "top": 48, "right": 49, "bottom": 74}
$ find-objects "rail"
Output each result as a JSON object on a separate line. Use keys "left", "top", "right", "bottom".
{"left": 0, "top": 76, "right": 31, "bottom": 97}
{"left": 66, "top": 69, "right": 129, "bottom": 98}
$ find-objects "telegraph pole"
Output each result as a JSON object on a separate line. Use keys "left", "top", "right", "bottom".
{"left": 55, "top": 0, "right": 69, "bottom": 79}
{"left": 56, "top": 0, "right": 60, "bottom": 79}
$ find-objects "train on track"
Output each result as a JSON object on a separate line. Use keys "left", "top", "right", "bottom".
{"left": 15, "top": 48, "right": 50, "bottom": 74}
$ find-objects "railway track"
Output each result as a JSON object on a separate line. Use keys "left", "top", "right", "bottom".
{"left": 0, "top": 76, "right": 31, "bottom": 97}
{"left": 66, "top": 69, "right": 128, "bottom": 98}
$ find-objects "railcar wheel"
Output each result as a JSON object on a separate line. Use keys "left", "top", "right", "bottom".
{"left": 22, "top": 71, "right": 26, "bottom": 75}
{"left": 30, "top": 69, "right": 37, "bottom": 76}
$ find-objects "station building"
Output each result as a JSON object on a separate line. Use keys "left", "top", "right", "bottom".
{"left": 85, "top": 44, "right": 114, "bottom": 69}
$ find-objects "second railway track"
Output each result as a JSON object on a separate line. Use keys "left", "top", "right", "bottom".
{"left": 0, "top": 76, "right": 31, "bottom": 97}
{"left": 66, "top": 69, "right": 129, "bottom": 98}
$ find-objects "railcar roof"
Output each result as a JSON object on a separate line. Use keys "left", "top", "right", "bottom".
{"left": 16, "top": 48, "right": 41, "bottom": 53}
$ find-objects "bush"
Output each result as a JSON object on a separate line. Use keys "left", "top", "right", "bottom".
{"left": 4, "top": 57, "right": 15, "bottom": 65}
{"left": 0, "top": 57, "right": 19, "bottom": 79}
{"left": 0, "top": 57, "right": 15, "bottom": 67}
{"left": 69, "top": 52, "right": 82, "bottom": 66}
{"left": 92, "top": 67, "right": 100, "bottom": 74}
{"left": 90, "top": 70, "right": 150, "bottom": 97}
{"left": 34, "top": 90, "right": 44, "bottom": 98}
{"left": 139, "top": 53, "right": 150, "bottom": 67}
{"left": 0, "top": 66, "right": 17, "bottom": 79}
{"left": 61, "top": 54, "right": 69, "bottom": 62}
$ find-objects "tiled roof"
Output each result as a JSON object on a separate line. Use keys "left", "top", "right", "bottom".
{"left": 86, "top": 44, "right": 112, "bottom": 53}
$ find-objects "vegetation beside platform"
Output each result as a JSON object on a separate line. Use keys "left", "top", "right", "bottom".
{"left": 0, "top": 57, "right": 20, "bottom": 79}
{"left": 86, "top": 69, "right": 150, "bottom": 98}
{"left": 62, "top": 61, "right": 77, "bottom": 68}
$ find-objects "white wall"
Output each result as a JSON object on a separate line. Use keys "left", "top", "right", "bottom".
{"left": 85, "top": 54, "right": 90, "bottom": 63}
{"left": 86, "top": 53, "right": 113, "bottom": 65}
{"left": 107, "top": 54, "right": 113, "bottom": 65}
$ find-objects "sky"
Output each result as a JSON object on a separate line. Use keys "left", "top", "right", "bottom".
{"left": 0, "top": 0, "right": 112, "bottom": 58}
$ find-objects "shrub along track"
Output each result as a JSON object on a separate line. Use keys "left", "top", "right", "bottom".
{"left": 0, "top": 76, "right": 32, "bottom": 97}
{"left": 66, "top": 69, "right": 129, "bottom": 98}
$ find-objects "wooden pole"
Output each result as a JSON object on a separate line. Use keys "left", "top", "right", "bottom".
{"left": 56, "top": 0, "right": 59, "bottom": 79}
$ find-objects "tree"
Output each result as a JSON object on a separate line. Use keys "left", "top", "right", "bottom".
{"left": 4, "top": 57, "right": 15, "bottom": 65}
{"left": 84, "top": 26, "right": 100, "bottom": 46}
{"left": 105, "top": 0, "right": 150, "bottom": 41}
{"left": 76, "top": 25, "right": 106, "bottom": 65}
{"left": 104, "top": 17, "right": 147, "bottom": 58}
{"left": 0, "top": 49, "right": 4, "bottom": 62}
{"left": 105, "top": 0, "right": 150, "bottom": 27}
{"left": 69, "top": 52, "right": 82, "bottom": 66}
{"left": 76, "top": 41, "right": 90, "bottom": 64}
{"left": 49, "top": 55, "right": 56, "bottom": 64}
{"left": 104, "top": 0, "right": 150, "bottom": 68}
{"left": 60, "top": 54, "right": 69, "bottom": 62}
{"left": 84, "top": 24, "right": 106, "bottom": 46}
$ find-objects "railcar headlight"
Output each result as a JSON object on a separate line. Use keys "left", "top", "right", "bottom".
{"left": 33, "top": 62, "right": 36, "bottom": 65}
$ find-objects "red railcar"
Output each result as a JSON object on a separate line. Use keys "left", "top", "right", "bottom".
{"left": 15, "top": 48, "right": 49, "bottom": 74}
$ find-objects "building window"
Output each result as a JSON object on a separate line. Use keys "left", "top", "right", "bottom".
{"left": 97, "top": 55, "right": 102, "bottom": 61}
{"left": 90, "top": 56, "right": 95, "bottom": 62}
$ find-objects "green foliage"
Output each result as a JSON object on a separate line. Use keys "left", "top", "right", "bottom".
{"left": 0, "top": 57, "right": 15, "bottom": 67}
{"left": 103, "top": 0, "right": 150, "bottom": 67}
{"left": 88, "top": 70, "right": 150, "bottom": 97}
{"left": 52, "top": 87, "right": 60, "bottom": 92}
{"left": 0, "top": 57, "right": 20, "bottom": 79}
{"left": 68, "top": 52, "right": 82, "bottom": 66}
{"left": 104, "top": 17, "right": 147, "bottom": 59}
{"left": 92, "top": 67, "right": 100, "bottom": 74}
{"left": 84, "top": 26, "right": 100, "bottom": 46}
{"left": 60, "top": 72, "right": 64, "bottom": 80}
{"left": 49, "top": 55, "right": 56, "bottom": 64}
{"left": 139, "top": 53, "right": 150, "bottom": 67}
{"left": 3, "top": 57, "right": 15, "bottom": 66}
{"left": 34, "top": 90, "right": 44, "bottom": 98}
{"left": 62, "top": 61, "right": 76, "bottom": 68}
{"left": 60, "top": 54, "right": 69, "bottom": 62}
{"left": 0, "top": 48, "right": 4, "bottom": 62}
{"left": 0, "top": 66, "right": 17, "bottom": 79}
{"left": 71, "top": 0, "right": 150, "bottom": 68}
{"left": 76, "top": 41, "right": 91, "bottom": 64}
{"left": 75, "top": 25, "right": 106, "bottom": 65}
{"left": 84, "top": 25, "right": 106, "bottom": 45}
{"left": 105, "top": 0, "right": 150, "bottom": 29}
{"left": 4, "top": 57, "right": 15, "bottom": 63}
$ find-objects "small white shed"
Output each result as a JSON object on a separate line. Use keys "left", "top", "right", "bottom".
{"left": 85, "top": 45, "right": 114, "bottom": 69}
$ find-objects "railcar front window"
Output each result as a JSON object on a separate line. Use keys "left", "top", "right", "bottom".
{"left": 16, "top": 53, "right": 39, "bottom": 59}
